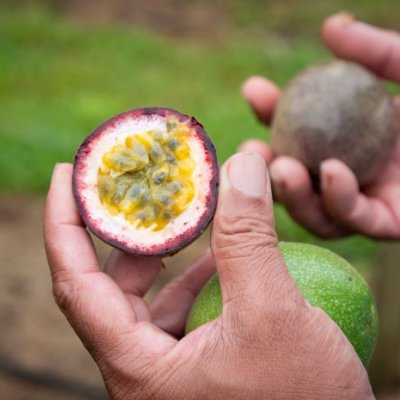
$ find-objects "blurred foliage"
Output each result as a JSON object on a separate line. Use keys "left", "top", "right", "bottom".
{"left": 0, "top": 5, "right": 329, "bottom": 193}
{"left": 227, "top": 0, "right": 400, "bottom": 36}
{"left": 0, "top": 1, "right": 397, "bottom": 266}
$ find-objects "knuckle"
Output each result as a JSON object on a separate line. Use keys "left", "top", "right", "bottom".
{"left": 215, "top": 211, "right": 277, "bottom": 257}
{"left": 51, "top": 270, "right": 80, "bottom": 314}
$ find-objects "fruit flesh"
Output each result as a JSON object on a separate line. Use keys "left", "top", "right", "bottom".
{"left": 73, "top": 107, "right": 219, "bottom": 256}
{"left": 186, "top": 242, "right": 378, "bottom": 366}
{"left": 98, "top": 118, "right": 195, "bottom": 231}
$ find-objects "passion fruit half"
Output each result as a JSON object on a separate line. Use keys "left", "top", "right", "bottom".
{"left": 73, "top": 107, "right": 218, "bottom": 256}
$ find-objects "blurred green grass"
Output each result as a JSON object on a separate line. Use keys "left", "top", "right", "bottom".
{"left": 0, "top": 5, "right": 387, "bottom": 266}
{"left": 0, "top": 7, "right": 329, "bottom": 193}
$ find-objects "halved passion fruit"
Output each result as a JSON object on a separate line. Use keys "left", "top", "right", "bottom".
{"left": 73, "top": 107, "right": 219, "bottom": 256}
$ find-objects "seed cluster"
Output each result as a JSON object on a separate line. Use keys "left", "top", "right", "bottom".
{"left": 97, "top": 119, "right": 196, "bottom": 231}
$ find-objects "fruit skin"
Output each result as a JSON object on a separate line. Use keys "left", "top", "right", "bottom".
{"left": 73, "top": 107, "right": 219, "bottom": 257}
{"left": 186, "top": 242, "right": 379, "bottom": 367}
{"left": 271, "top": 60, "right": 398, "bottom": 186}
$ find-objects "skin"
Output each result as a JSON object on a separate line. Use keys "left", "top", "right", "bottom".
{"left": 44, "top": 153, "right": 373, "bottom": 399}
{"left": 241, "top": 13, "right": 400, "bottom": 239}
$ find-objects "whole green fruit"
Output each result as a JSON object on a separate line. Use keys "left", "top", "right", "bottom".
{"left": 271, "top": 60, "right": 398, "bottom": 186}
{"left": 186, "top": 242, "right": 378, "bottom": 366}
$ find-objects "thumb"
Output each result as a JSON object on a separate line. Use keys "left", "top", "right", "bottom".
{"left": 212, "top": 152, "right": 301, "bottom": 311}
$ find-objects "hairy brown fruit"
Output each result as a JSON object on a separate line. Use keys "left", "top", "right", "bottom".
{"left": 271, "top": 60, "right": 398, "bottom": 185}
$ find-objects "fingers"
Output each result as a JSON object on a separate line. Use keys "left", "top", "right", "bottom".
{"left": 238, "top": 139, "right": 275, "bottom": 164}
{"left": 269, "top": 157, "right": 348, "bottom": 238}
{"left": 44, "top": 163, "right": 99, "bottom": 276}
{"left": 241, "top": 76, "right": 281, "bottom": 125}
{"left": 104, "top": 250, "right": 162, "bottom": 320}
{"left": 322, "top": 13, "right": 400, "bottom": 82}
{"left": 320, "top": 159, "right": 400, "bottom": 238}
{"left": 44, "top": 164, "right": 136, "bottom": 338}
{"left": 44, "top": 164, "right": 176, "bottom": 368}
{"left": 212, "top": 153, "right": 302, "bottom": 312}
{"left": 150, "top": 249, "right": 216, "bottom": 337}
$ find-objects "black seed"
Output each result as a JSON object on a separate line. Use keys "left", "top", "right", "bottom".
{"left": 113, "top": 179, "right": 131, "bottom": 203}
{"left": 160, "top": 195, "right": 172, "bottom": 205}
{"left": 113, "top": 154, "right": 137, "bottom": 171}
{"left": 125, "top": 170, "right": 146, "bottom": 181}
{"left": 152, "top": 171, "right": 166, "bottom": 185}
{"left": 165, "top": 181, "right": 182, "bottom": 193}
{"left": 166, "top": 119, "right": 178, "bottom": 131}
{"left": 168, "top": 138, "right": 180, "bottom": 150}
{"left": 126, "top": 185, "right": 141, "bottom": 200}
{"left": 98, "top": 176, "right": 116, "bottom": 199}
{"left": 141, "top": 190, "right": 151, "bottom": 204}
{"left": 136, "top": 206, "right": 156, "bottom": 221}
{"left": 132, "top": 143, "right": 149, "bottom": 164}
{"left": 162, "top": 211, "right": 172, "bottom": 220}
{"left": 150, "top": 142, "right": 165, "bottom": 162}
{"left": 154, "top": 190, "right": 173, "bottom": 206}
{"left": 136, "top": 211, "right": 147, "bottom": 220}
{"left": 165, "top": 151, "right": 176, "bottom": 163}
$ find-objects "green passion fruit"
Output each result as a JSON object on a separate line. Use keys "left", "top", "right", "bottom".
{"left": 73, "top": 108, "right": 218, "bottom": 256}
{"left": 271, "top": 60, "right": 398, "bottom": 186}
{"left": 186, "top": 242, "right": 378, "bottom": 366}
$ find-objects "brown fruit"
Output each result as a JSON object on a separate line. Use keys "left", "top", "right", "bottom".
{"left": 73, "top": 107, "right": 219, "bottom": 256}
{"left": 271, "top": 60, "right": 398, "bottom": 185}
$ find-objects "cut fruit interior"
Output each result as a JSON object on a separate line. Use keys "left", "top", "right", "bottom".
{"left": 73, "top": 108, "right": 218, "bottom": 256}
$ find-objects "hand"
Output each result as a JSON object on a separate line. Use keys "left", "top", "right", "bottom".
{"left": 44, "top": 153, "right": 373, "bottom": 399}
{"left": 240, "top": 13, "right": 400, "bottom": 239}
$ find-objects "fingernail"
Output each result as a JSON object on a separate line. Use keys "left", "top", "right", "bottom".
{"left": 335, "top": 11, "right": 355, "bottom": 26}
{"left": 228, "top": 152, "right": 266, "bottom": 197}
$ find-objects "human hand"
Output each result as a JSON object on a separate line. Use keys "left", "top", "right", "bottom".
{"left": 240, "top": 13, "right": 400, "bottom": 239}
{"left": 44, "top": 153, "right": 373, "bottom": 399}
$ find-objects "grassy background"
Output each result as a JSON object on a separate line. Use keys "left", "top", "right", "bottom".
{"left": 0, "top": 6, "right": 329, "bottom": 193}
{"left": 1, "top": 2, "right": 398, "bottom": 267}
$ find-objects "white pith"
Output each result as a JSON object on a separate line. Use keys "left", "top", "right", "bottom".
{"left": 77, "top": 113, "right": 213, "bottom": 248}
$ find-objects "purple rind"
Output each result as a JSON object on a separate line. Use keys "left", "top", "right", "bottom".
{"left": 72, "top": 107, "right": 219, "bottom": 257}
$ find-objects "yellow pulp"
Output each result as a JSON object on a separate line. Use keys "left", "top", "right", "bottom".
{"left": 97, "top": 119, "right": 196, "bottom": 231}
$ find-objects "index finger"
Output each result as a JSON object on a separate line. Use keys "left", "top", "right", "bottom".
{"left": 44, "top": 164, "right": 176, "bottom": 369}
{"left": 44, "top": 163, "right": 99, "bottom": 276}
{"left": 322, "top": 13, "right": 400, "bottom": 82}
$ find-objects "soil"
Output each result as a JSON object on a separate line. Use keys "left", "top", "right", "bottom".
{"left": 58, "top": 0, "right": 229, "bottom": 42}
